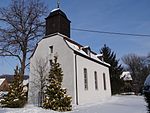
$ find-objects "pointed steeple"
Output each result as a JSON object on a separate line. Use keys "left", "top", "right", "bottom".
{"left": 45, "top": 1, "right": 71, "bottom": 38}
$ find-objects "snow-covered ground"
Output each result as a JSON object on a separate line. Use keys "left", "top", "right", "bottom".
{"left": 0, "top": 95, "right": 147, "bottom": 113}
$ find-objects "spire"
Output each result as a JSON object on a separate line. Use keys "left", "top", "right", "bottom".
{"left": 57, "top": 0, "right": 60, "bottom": 8}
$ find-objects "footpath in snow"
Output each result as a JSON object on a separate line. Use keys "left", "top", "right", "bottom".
{"left": 0, "top": 95, "right": 147, "bottom": 113}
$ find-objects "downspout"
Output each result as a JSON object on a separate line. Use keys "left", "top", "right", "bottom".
{"left": 75, "top": 54, "right": 79, "bottom": 105}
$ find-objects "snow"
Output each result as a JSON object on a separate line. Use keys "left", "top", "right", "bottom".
{"left": 0, "top": 78, "right": 5, "bottom": 85}
{"left": 0, "top": 91, "right": 8, "bottom": 96}
{"left": 13, "top": 99, "right": 19, "bottom": 102}
{"left": 0, "top": 95, "right": 147, "bottom": 113}
{"left": 65, "top": 40, "right": 110, "bottom": 66}
{"left": 96, "top": 54, "right": 103, "bottom": 57}
{"left": 23, "top": 79, "right": 28, "bottom": 86}
{"left": 51, "top": 8, "right": 60, "bottom": 13}
{"left": 120, "top": 71, "right": 132, "bottom": 81}
{"left": 65, "top": 40, "right": 87, "bottom": 56}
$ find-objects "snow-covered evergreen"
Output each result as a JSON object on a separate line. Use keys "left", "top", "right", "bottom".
{"left": 43, "top": 56, "right": 72, "bottom": 111}
{"left": 100, "top": 44, "right": 124, "bottom": 94}
{"left": 0, "top": 66, "right": 27, "bottom": 108}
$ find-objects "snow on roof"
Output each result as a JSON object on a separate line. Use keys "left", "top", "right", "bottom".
{"left": 82, "top": 46, "right": 90, "bottom": 49}
{"left": 120, "top": 71, "right": 132, "bottom": 81}
{"left": 65, "top": 40, "right": 87, "bottom": 55}
{"left": 96, "top": 54, "right": 103, "bottom": 57}
{"left": 0, "top": 78, "right": 5, "bottom": 85}
{"left": 144, "top": 74, "right": 150, "bottom": 86}
{"left": 31, "top": 33, "right": 110, "bottom": 67}
{"left": 51, "top": 8, "right": 60, "bottom": 12}
{"left": 64, "top": 39, "right": 110, "bottom": 67}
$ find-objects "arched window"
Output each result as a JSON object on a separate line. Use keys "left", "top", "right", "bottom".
{"left": 103, "top": 73, "right": 106, "bottom": 90}
{"left": 94, "top": 71, "right": 98, "bottom": 90}
{"left": 84, "top": 68, "right": 88, "bottom": 90}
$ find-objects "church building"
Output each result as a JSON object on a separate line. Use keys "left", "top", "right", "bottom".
{"left": 28, "top": 6, "right": 111, "bottom": 105}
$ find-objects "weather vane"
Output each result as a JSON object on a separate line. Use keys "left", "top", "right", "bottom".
{"left": 57, "top": 0, "right": 60, "bottom": 8}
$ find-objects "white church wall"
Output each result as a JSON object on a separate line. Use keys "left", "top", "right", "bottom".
{"left": 28, "top": 34, "right": 111, "bottom": 105}
{"left": 28, "top": 35, "right": 75, "bottom": 105}
{"left": 76, "top": 54, "right": 111, "bottom": 105}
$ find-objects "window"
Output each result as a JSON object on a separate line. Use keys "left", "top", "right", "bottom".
{"left": 84, "top": 68, "right": 88, "bottom": 90}
{"left": 82, "top": 46, "right": 91, "bottom": 57}
{"left": 103, "top": 73, "right": 106, "bottom": 90}
{"left": 87, "top": 50, "right": 91, "bottom": 57}
{"left": 94, "top": 71, "right": 98, "bottom": 90}
{"left": 49, "top": 46, "right": 53, "bottom": 53}
{"left": 49, "top": 59, "right": 52, "bottom": 66}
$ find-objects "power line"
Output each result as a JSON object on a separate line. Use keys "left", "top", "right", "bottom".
{"left": 72, "top": 28, "right": 150, "bottom": 37}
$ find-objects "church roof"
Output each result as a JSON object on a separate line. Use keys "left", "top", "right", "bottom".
{"left": 31, "top": 33, "right": 110, "bottom": 67}
{"left": 63, "top": 35, "right": 110, "bottom": 67}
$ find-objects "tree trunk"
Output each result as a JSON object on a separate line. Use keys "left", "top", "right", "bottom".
{"left": 21, "top": 50, "right": 26, "bottom": 76}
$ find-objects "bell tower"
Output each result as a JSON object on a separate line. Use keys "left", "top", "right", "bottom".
{"left": 45, "top": 2, "right": 71, "bottom": 38}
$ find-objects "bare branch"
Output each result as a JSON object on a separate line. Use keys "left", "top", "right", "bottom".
{"left": 30, "top": 57, "right": 49, "bottom": 93}
{"left": 0, "top": 49, "right": 22, "bottom": 63}
{"left": 0, "top": 0, "right": 48, "bottom": 75}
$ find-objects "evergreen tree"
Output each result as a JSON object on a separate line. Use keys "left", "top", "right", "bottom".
{"left": 100, "top": 44, "right": 124, "bottom": 95}
{"left": 43, "top": 56, "right": 72, "bottom": 112}
{"left": 0, "top": 66, "right": 27, "bottom": 108}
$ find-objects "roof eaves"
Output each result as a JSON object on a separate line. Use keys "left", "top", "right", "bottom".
{"left": 74, "top": 50, "right": 110, "bottom": 67}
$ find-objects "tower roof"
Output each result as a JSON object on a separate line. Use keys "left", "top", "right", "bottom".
{"left": 46, "top": 8, "right": 68, "bottom": 20}
{"left": 45, "top": 8, "right": 71, "bottom": 37}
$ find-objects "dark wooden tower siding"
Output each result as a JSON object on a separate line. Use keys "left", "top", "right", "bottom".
{"left": 45, "top": 9, "right": 71, "bottom": 38}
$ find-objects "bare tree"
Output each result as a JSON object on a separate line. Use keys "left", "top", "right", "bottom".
{"left": 32, "top": 58, "right": 48, "bottom": 92}
{"left": 0, "top": 0, "right": 47, "bottom": 75}
{"left": 29, "top": 57, "right": 49, "bottom": 106}
{"left": 122, "top": 54, "right": 150, "bottom": 93}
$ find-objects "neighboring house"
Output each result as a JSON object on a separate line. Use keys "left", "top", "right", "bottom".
{"left": 0, "top": 78, "right": 9, "bottom": 92}
{"left": 120, "top": 71, "right": 132, "bottom": 81}
{"left": 120, "top": 71, "right": 133, "bottom": 93}
{"left": 0, "top": 74, "right": 29, "bottom": 83}
{"left": 0, "top": 74, "right": 29, "bottom": 92}
{"left": 28, "top": 8, "right": 111, "bottom": 105}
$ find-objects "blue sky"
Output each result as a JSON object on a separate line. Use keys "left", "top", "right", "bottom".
{"left": 0, "top": 0, "right": 150, "bottom": 74}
